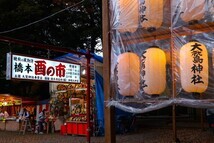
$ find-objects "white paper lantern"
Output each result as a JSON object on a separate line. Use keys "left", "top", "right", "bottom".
{"left": 180, "top": 41, "right": 208, "bottom": 93}
{"left": 180, "top": 0, "right": 205, "bottom": 23}
{"left": 112, "top": 0, "right": 139, "bottom": 33}
{"left": 140, "top": 0, "right": 163, "bottom": 31}
{"left": 141, "top": 47, "right": 166, "bottom": 95}
{"left": 117, "top": 52, "right": 140, "bottom": 96}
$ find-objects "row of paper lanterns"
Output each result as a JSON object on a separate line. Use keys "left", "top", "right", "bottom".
{"left": 113, "top": 0, "right": 206, "bottom": 33}
{"left": 117, "top": 41, "right": 208, "bottom": 96}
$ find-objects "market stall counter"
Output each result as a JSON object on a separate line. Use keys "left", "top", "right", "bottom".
{"left": 0, "top": 117, "right": 20, "bottom": 131}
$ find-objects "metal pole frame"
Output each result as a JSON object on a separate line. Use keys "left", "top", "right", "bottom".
{"left": 86, "top": 50, "right": 91, "bottom": 143}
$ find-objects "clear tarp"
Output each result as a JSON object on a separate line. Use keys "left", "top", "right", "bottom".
{"left": 107, "top": 0, "right": 214, "bottom": 113}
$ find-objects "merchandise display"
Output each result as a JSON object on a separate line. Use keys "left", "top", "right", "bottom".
{"left": 50, "top": 82, "right": 96, "bottom": 136}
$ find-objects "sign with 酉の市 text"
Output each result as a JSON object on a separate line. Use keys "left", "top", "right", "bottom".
{"left": 6, "top": 53, "right": 81, "bottom": 83}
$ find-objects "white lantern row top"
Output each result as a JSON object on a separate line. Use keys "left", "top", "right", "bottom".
{"left": 112, "top": 0, "right": 163, "bottom": 33}
{"left": 112, "top": 0, "right": 206, "bottom": 33}
{"left": 113, "top": 0, "right": 139, "bottom": 33}
{"left": 180, "top": 0, "right": 205, "bottom": 23}
{"left": 140, "top": 0, "right": 163, "bottom": 32}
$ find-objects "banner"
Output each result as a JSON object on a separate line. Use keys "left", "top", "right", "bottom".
{"left": 6, "top": 53, "right": 81, "bottom": 83}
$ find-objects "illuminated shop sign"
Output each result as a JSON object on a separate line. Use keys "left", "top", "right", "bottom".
{"left": 6, "top": 53, "right": 81, "bottom": 83}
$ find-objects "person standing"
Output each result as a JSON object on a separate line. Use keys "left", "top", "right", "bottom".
{"left": 38, "top": 109, "right": 46, "bottom": 134}
{"left": 22, "top": 108, "right": 30, "bottom": 120}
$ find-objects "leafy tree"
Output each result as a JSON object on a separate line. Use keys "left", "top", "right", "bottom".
{"left": 0, "top": 0, "right": 102, "bottom": 98}
{"left": 0, "top": 0, "right": 102, "bottom": 52}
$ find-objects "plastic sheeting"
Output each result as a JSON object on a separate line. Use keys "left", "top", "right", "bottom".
{"left": 95, "top": 71, "right": 105, "bottom": 135}
{"left": 108, "top": 0, "right": 214, "bottom": 113}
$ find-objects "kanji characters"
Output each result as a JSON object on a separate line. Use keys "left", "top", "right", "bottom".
{"left": 191, "top": 42, "right": 204, "bottom": 85}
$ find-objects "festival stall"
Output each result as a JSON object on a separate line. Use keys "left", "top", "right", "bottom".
{"left": 49, "top": 52, "right": 103, "bottom": 136}
{"left": 49, "top": 81, "right": 95, "bottom": 135}
{"left": 3, "top": 34, "right": 103, "bottom": 142}
{"left": 0, "top": 94, "right": 22, "bottom": 131}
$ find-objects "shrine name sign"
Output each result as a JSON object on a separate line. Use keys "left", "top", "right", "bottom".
{"left": 6, "top": 53, "right": 81, "bottom": 83}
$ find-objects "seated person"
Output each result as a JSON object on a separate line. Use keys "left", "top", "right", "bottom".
{"left": 19, "top": 108, "right": 30, "bottom": 120}
{"left": 4, "top": 111, "right": 9, "bottom": 119}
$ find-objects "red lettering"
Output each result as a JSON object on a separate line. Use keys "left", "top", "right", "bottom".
{"left": 56, "top": 63, "right": 66, "bottom": 77}
{"left": 35, "top": 61, "right": 46, "bottom": 76}
{"left": 47, "top": 66, "right": 55, "bottom": 76}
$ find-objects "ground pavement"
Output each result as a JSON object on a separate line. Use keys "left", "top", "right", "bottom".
{"left": 0, "top": 127, "right": 213, "bottom": 143}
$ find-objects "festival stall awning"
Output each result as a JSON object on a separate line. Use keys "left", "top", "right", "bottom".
{"left": 0, "top": 94, "right": 22, "bottom": 106}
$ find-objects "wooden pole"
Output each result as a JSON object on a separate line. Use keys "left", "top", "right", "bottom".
{"left": 200, "top": 108, "right": 204, "bottom": 130}
{"left": 200, "top": 94, "right": 204, "bottom": 131}
{"left": 172, "top": 105, "right": 177, "bottom": 141}
{"left": 102, "top": 0, "right": 116, "bottom": 143}
{"left": 171, "top": 30, "right": 177, "bottom": 142}
{"left": 86, "top": 50, "right": 91, "bottom": 143}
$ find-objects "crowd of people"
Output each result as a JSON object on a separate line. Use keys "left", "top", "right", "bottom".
{"left": 0, "top": 107, "right": 45, "bottom": 133}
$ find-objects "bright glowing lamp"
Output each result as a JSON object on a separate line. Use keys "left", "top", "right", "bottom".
{"left": 180, "top": 0, "right": 205, "bottom": 24}
{"left": 141, "top": 47, "right": 166, "bottom": 95}
{"left": 180, "top": 41, "right": 208, "bottom": 93}
{"left": 117, "top": 52, "right": 140, "bottom": 96}
{"left": 140, "top": 0, "right": 163, "bottom": 32}
{"left": 112, "top": 0, "right": 139, "bottom": 33}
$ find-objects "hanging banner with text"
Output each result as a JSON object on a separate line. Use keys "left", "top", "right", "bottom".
{"left": 6, "top": 53, "right": 81, "bottom": 83}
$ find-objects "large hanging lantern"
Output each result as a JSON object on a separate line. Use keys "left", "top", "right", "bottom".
{"left": 180, "top": 41, "right": 208, "bottom": 93}
{"left": 140, "top": 0, "right": 163, "bottom": 32}
{"left": 117, "top": 52, "right": 140, "bottom": 96}
{"left": 180, "top": 0, "right": 205, "bottom": 24}
{"left": 112, "top": 0, "right": 139, "bottom": 33}
{"left": 141, "top": 47, "right": 166, "bottom": 95}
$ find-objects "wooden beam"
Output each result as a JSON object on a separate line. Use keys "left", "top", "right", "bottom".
{"left": 0, "top": 35, "right": 85, "bottom": 56}
{"left": 117, "top": 22, "right": 214, "bottom": 46}
{"left": 102, "top": 0, "right": 116, "bottom": 143}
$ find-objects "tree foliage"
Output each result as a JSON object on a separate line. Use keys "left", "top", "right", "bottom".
{"left": 0, "top": 0, "right": 102, "bottom": 52}
{"left": 0, "top": 0, "right": 102, "bottom": 98}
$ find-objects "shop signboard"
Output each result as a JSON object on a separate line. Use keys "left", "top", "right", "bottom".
{"left": 6, "top": 53, "right": 81, "bottom": 83}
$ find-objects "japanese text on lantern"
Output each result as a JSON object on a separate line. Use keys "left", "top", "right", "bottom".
{"left": 139, "top": 1, "right": 147, "bottom": 23}
{"left": 191, "top": 43, "right": 204, "bottom": 84}
{"left": 140, "top": 51, "right": 148, "bottom": 91}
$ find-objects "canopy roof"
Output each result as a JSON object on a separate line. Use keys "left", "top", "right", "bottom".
{"left": 55, "top": 50, "right": 103, "bottom": 79}
{"left": 0, "top": 94, "right": 21, "bottom": 101}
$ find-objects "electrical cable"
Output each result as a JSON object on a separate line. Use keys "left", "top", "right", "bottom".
{"left": 0, "top": 0, "right": 84, "bottom": 34}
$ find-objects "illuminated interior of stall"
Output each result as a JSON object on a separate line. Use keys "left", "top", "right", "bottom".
{"left": 0, "top": 94, "right": 22, "bottom": 117}
{"left": 22, "top": 97, "right": 37, "bottom": 116}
